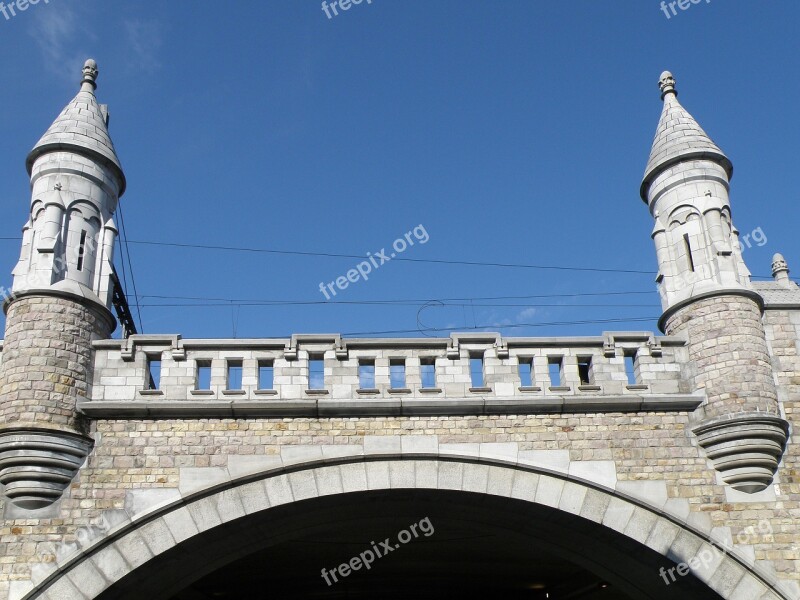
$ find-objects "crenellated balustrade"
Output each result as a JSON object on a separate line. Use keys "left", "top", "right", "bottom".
{"left": 70, "top": 332, "right": 702, "bottom": 418}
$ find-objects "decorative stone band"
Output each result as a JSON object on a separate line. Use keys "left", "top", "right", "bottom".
{"left": 77, "top": 394, "right": 704, "bottom": 419}
{"left": 692, "top": 413, "right": 790, "bottom": 494}
{"left": 2, "top": 288, "right": 116, "bottom": 334}
{"left": 658, "top": 287, "right": 764, "bottom": 333}
{"left": 0, "top": 429, "right": 94, "bottom": 510}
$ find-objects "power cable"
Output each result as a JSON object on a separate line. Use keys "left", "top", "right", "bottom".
{"left": 336, "top": 316, "right": 660, "bottom": 337}
{"left": 137, "top": 290, "right": 658, "bottom": 304}
{"left": 116, "top": 203, "right": 145, "bottom": 334}
{"left": 0, "top": 236, "right": 785, "bottom": 279}
{"left": 125, "top": 239, "right": 654, "bottom": 274}
{"left": 139, "top": 301, "right": 658, "bottom": 308}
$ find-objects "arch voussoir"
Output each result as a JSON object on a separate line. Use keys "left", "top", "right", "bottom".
{"left": 18, "top": 456, "right": 794, "bottom": 600}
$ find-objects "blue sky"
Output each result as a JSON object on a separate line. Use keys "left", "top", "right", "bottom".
{"left": 0, "top": 0, "right": 798, "bottom": 339}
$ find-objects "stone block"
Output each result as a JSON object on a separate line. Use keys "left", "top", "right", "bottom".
{"left": 179, "top": 467, "right": 230, "bottom": 496}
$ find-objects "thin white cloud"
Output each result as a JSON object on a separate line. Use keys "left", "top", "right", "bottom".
{"left": 28, "top": 2, "right": 94, "bottom": 80}
{"left": 492, "top": 317, "right": 513, "bottom": 327}
{"left": 516, "top": 307, "right": 538, "bottom": 322}
{"left": 481, "top": 309, "right": 513, "bottom": 330}
{"left": 124, "top": 19, "right": 163, "bottom": 72}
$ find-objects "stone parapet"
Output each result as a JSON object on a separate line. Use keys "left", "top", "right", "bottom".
{"left": 84, "top": 332, "right": 693, "bottom": 416}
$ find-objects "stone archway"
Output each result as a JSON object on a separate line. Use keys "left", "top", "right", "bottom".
{"left": 20, "top": 456, "right": 791, "bottom": 600}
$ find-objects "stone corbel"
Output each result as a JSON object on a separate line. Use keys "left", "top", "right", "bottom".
{"left": 335, "top": 339, "right": 348, "bottom": 361}
{"left": 693, "top": 413, "right": 790, "bottom": 493}
{"left": 446, "top": 336, "right": 460, "bottom": 360}
{"left": 603, "top": 334, "right": 617, "bottom": 358}
{"left": 713, "top": 240, "right": 733, "bottom": 257}
{"left": 647, "top": 336, "right": 663, "bottom": 357}
{"left": 120, "top": 336, "right": 135, "bottom": 362}
{"left": 284, "top": 334, "right": 341, "bottom": 362}
{"left": 494, "top": 338, "right": 509, "bottom": 360}
{"left": 0, "top": 428, "right": 94, "bottom": 510}
{"left": 170, "top": 336, "right": 186, "bottom": 361}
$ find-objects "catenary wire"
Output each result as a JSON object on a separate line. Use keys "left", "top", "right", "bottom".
{"left": 335, "top": 316, "right": 660, "bottom": 337}
{"left": 138, "top": 290, "right": 658, "bottom": 303}
{"left": 116, "top": 204, "right": 145, "bottom": 333}
{"left": 0, "top": 236, "right": 782, "bottom": 279}
{"left": 124, "top": 239, "right": 654, "bottom": 274}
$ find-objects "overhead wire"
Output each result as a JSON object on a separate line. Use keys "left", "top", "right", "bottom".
{"left": 0, "top": 236, "right": 783, "bottom": 279}
{"left": 138, "top": 290, "right": 657, "bottom": 303}
{"left": 116, "top": 203, "right": 145, "bottom": 334}
{"left": 124, "top": 239, "right": 654, "bottom": 274}
{"left": 139, "top": 301, "right": 659, "bottom": 308}
{"left": 335, "top": 316, "right": 661, "bottom": 338}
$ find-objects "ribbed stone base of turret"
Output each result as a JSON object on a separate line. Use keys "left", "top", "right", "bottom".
{"left": 692, "top": 413, "right": 789, "bottom": 493}
{"left": 0, "top": 428, "right": 93, "bottom": 509}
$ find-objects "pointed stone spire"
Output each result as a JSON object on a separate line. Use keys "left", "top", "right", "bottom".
{"left": 14, "top": 58, "right": 126, "bottom": 308}
{"left": 772, "top": 253, "right": 791, "bottom": 285}
{"left": 26, "top": 59, "right": 126, "bottom": 195}
{"left": 640, "top": 71, "right": 731, "bottom": 201}
{"left": 0, "top": 59, "right": 127, "bottom": 511}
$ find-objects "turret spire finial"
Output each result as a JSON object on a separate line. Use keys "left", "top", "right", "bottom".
{"left": 659, "top": 70, "right": 676, "bottom": 100}
{"left": 81, "top": 59, "right": 98, "bottom": 92}
{"left": 772, "top": 253, "right": 791, "bottom": 285}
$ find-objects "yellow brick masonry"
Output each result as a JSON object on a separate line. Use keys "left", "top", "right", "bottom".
{"left": 1, "top": 411, "right": 799, "bottom": 594}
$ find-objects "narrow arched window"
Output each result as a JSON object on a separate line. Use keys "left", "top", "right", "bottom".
{"left": 76, "top": 231, "right": 87, "bottom": 271}
{"left": 683, "top": 233, "right": 695, "bottom": 272}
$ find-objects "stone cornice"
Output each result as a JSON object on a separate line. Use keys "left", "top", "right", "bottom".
{"left": 77, "top": 394, "right": 704, "bottom": 419}
{"left": 658, "top": 288, "right": 765, "bottom": 333}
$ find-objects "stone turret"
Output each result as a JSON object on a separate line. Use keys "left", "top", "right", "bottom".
{"left": 641, "top": 72, "right": 789, "bottom": 493}
{"left": 771, "top": 253, "right": 792, "bottom": 286}
{"left": 0, "top": 60, "right": 124, "bottom": 511}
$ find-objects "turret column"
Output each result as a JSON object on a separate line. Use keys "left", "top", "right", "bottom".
{"left": 0, "top": 60, "right": 126, "bottom": 510}
{"left": 641, "top": 72, "right": 788, "bottom": 493}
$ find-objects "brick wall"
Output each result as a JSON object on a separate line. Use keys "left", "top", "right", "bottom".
{"left": 2, "top": 412, "right": 800, "bottom": 596}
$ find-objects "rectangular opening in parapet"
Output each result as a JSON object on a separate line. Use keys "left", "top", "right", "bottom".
{"left": 227, "top": 360, "right": 243, "bottom": 391}
{"left": 470, "top": 353, "right": 485, "bottom": 388}
{"left": 146, "top": 356, "right": 161, "bottom": 390}
{"left": 547, "top": 356, "right": 563, "bottom": 387}
{"left": 420, "top": 357, "right": 436, "bottom": 389}
{"left": 359, "top": 359, "right": 376, "bottom": 389}
{"left": 196, "top": 361, "right": 212, "bottom": 390}
{"left": 518, "top": 357, "right": 533, "bottom": 387}
{"left": 577, "top": 356, "right": 592, "bottom": 385}
{"left": 308, "top": 354, "right": 325, "bottom": 389}
{"left": 624, "top": 350, "right": 638, "bottom": 385}
{"left": 258, "top": 360, "right": 274, "bottom": 390}
{"left": 390, "top": 358, "right": 406, "bottom": 389}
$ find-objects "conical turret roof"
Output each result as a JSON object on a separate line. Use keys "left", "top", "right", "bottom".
{"left": 26, "top": 59, "right": 126, "bottom": 195}
{"left": 640, "top": 72, "right": 731, "bottom": 201}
